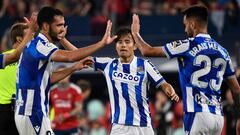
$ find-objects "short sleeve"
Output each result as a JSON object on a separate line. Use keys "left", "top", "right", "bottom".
{"left": 71, "top": 84, "right": 83, "bottom": 103}
{"left": 36, "top": 40, "right": 58, "bottom": 61}
{"left": 162, "top": 39, "right": 190, "bottom": 59}
{"left": 93, "top": 57, "right": 112, "bottom": 71}
{"left": 0, "top": 54, "right": 5, "bottom": 69}
{"left": 145, "top": 60, "right": 165, "bottom": 88}
{"left": 224, "top": 57, "right": 235, "bottom": 79}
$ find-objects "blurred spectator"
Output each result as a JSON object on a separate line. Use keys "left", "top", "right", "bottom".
{"left": 153, "top": 90, "right": 174, "bottom": 135}
{"left": 171, "top": 100, "right": 184, "bottom": 135}
{"left": 225, "top": 0, "right": 239, "bottom": 25}
{"left": 133, "top": 0, "right": 154, "bottom": 16}
{"left": 0, "top": 29, "right": 11, "bottom": 52}
{"left": 103, "top": 0, "right": 132, "bottom": 30}
{"left": 209, "top": 0, "right": 225, "bottom": 36}
{"left": 222, "top": 89, "right": 238, "bottom": 135}
{"left": 50, "top": 67, "right": 83, "bottom": 135}
{"left": 87, "top": 100, "right": 107, "bottom": 135}
{"left": 89, "top": 120, "right": 107, "bottom": 135}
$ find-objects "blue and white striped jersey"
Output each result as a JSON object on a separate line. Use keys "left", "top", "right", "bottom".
{"left": 94, "top": 56, "right": 165, "bottom": 127}
{"left": 0, "top": 54, "right": 4, "bottom": 69}
{"left": 162, "top": 33, "right": 235, "bottom": 115}
{"left": 16, "top": 33, "right": 58, "bottom": 116}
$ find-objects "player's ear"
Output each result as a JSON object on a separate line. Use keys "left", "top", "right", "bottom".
{"left": 16, "top": 36, "right": 23, "bottom": 44}
{"left": 42, "top": 22, "right": 49, "bottom": 32}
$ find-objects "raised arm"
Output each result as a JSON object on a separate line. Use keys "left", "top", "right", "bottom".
{"left": 51, "top": 20, "right": 117, "bottom": 62}
{"left": 225, "top": 77, "right": 240, "bottom": 135}
{"left": 51, "top": 57, "right": 93, "bottom": 84}
{"left": 4, "top": 13, "right": 37, "bottom": 66}
{"left": 131, "top": 14, "right": 166, "bottom": 57}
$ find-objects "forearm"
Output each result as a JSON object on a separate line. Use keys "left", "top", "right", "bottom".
{"left": 132, "top": 33, "right": 166, "bottom": 57}
{"left": 132, "top": 33, "right": 152, "bottom": 56}
{"left": 69, "top": 104, "right": 82, "bottom": 117}
{"left": 4, "top": 31, "right": 34, "bottom": 65}
{"left": 51, "top": 66, "right": 75, "bottom": 84}
{"left": 60, "top": 38, "right": 78, "bottom": 51}
{"left": 54, "top": 41, "right": 104, "bottom": 62}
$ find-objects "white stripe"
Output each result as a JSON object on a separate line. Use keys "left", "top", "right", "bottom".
{"left": 70, "top": 83, "right": 82, "bottom": 94}
{"left": 212, "top": 95, "right": 221, "bottom": 115}
{"left": 104, "top": 62, "right": 115, "bottom": 123}
{"left": 186, "top": 87, "right": 194, "bottom": 112}
{"left": 24, "top": 89, "right": 34, "bottom": 115}
{"left": 199, "top": 92, "right": 209, "bottom": 112}
{"left": 141, "top": 67, "right": 151, "bottom": 126}
{"left": 16, "top": 89, "right": 22, "bottom": 114}
{"left": 115, "top": 64, "right": 126, "bottom": 124}
{"left": 40, "top": 61, "right": 51, "bottom": 116}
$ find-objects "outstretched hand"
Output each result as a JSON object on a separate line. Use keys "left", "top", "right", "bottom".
{"left": 24, "top": 12, "right": 38, "bottom": 33}
{"left": 131, "top": 14, "right": 140, "bottom": 35}
{"left": 162, "top": 83, "right": 179, "bottom": 102}
{"left": 100, "top": 20, "right": 117, "bottom": 45}
{"left": 59, "top": 26, "right": 68, "bottom": 40}
{"left": 73, "top": 57, "right": 93, "bottom": 70}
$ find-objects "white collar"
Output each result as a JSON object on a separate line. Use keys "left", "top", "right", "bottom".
{"left": 118, "top": 55, "right": 137, "bottom": 64}
{"left": 38, "top": 33, "right": 49, "bottom": 42}
{"left": 195, "top": 33, "right": 211, "bottom": 38}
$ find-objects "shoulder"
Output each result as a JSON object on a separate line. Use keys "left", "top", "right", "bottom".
{"left": 69, "top": 83, "right": 82, "bottom": 94}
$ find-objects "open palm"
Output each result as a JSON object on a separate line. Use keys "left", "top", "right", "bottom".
{"left": 101, "top": 20, "right": 117, "bottom": 45}
{"left": 131, "top": 14, "right": 140, "bottom": 34}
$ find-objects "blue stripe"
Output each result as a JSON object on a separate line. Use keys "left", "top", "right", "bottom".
{"left": 109, "top": 59, "right": 120, "bottom": 123}
{"left": 135, "top": 58, "right": 147, "bottom": 126}
{"left": 19, "top": 89, "right": 26, "bottom": 115}
{"left": 29, "top": 113, "right": 43, "bottom": 135}
{"left": 184, "top": 112, "right": 196, "bottom": 133}
{"left": 163, "top": 45, "right": 173, "bottom": 58}
{"left": 38, "top": 61, "right": 48, "bottom": 115}
{"left": 208, "top": 95, "right": 215, "bottom": 114}
{"left": 0, "top": 54, "right": 3, "bottom": 69}
{"left": 122, "top": 64, "right": 133, "bottom": 125}
{"left": 193, "top": 90, "right": 201, "bottom": 112}
{"left": 93, "top": 57, "right": 109, "bottom": 71}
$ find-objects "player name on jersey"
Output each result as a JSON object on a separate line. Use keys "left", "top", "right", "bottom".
{"left": 189, "top": 42, "right": 225, "bottom": 57}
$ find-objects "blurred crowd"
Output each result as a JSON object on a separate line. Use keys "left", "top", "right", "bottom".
{"left": 0, "top": 0, "right": 239, "bottom": 51}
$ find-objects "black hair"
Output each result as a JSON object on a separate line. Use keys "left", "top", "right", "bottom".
{"left": 114, "top": 27, "right": 135, "bottom": 43}
{"left": 182, "top": 5, "right": 208, "bottom": 26}
{"left": 37, "top": 6, "right": 63, "bottom": 29}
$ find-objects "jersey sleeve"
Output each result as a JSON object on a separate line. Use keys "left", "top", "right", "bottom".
{"left": 162, "top": 39, "right": 190, "bottom": 59}
{"left": 0, "top": 54, "right": 5, "bottom": 69}
{"left": 36, "top": 40, "right": 58, "bottom": 61}
{"left": 71, "top": 84, "right": 83, "bottom": 103}
{"left": 224, "top": 56, "right": 235, "bottom": 79}
{"left": 145, "top": 60, "right": 165, "bottom": 88}
{"left": 93, "top": 57, "right": 112, "bottom": 71}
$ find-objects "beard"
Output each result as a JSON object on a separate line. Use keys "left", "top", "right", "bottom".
{"left": 49, "top": 27, "right": 60, "bottom": 42}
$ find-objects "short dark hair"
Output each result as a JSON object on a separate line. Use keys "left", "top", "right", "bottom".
{"left": 182, "top": 5, "right": 208, "bottom": 26}
{"left": 114, "top": 27, "right": 135, "bottom": 43}
{"left": 10, "top": 23, "right": 29, "bottom": 43}
{"left": 37, "top": 6, "right": 63, "bottom": 29}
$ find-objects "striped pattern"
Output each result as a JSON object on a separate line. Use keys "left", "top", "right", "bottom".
{"left": 94, "top": 56, "right": 165, "bottom": 127}
{"left": 16, "top": 33, "right": 58, "bottom": 117}
{"left": 163, "top": 33, "right": 234, "bottom": 116}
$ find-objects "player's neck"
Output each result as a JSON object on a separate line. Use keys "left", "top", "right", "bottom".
{"left": 193, "top": 28, "right": 208, "bottom": 37}
{"left": 40, "top": 31, "right": 53, "bottom": 43}
{"left": 120, "top": 55, "right": 134, "bottom": 64}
